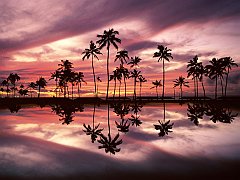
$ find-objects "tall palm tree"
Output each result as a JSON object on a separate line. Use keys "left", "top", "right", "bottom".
{"left": 116, "top": 67, "right": 122, "bottom": 99}
{"left": 198, "top": 62, "right": 207, "bottom": 98}
{"left": 8, "top": 73, "right": 20, "bottom": 97}
{"left": 69, "top": 71, "right": 77, "bottom": 99}
{"left": 221, "top": 57, "right": 238, "bottom": 97}
{"left": 82, "top": 41, "right": 102, "bottom": 96}
{"left": 127, "top": 56, "right": 141, "bottom": 68}
{"left": 205, "top": 58, "right": 225, "bottom": 99}
{"left": 138, "top": 75, "right": 147, "bottom": 98}
{"left": 130, "top": 69, "right": 141, "bottom": 100}
{"left": 153, "top": 45, "right": 173, "bottom": 99}
{"left": 187, "top": 55, "right": 199, "bottom": 98}
{"left": 173, "top": 76, "right": 189, "bottom": 99}
{"left": 28, "top": 82, "right": 36, "bottom": 98}
{"left": 96, "top": 28, "right": 121, "bottom": 100}
{"left": 150, "top": 80, "right": 162, "bottom": 99}
{"left": 36, "top": 77, "right": 47, "bottom": 98}
{"left": 75, "top": 72, "right": 86, "bottom": 97}
{"left": 115, "top": 49, "right": 129, "bottom": 65}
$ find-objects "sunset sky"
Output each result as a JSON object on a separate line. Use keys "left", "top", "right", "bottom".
{"left": 0, "top": 0, "right": 240, "bottom": 97}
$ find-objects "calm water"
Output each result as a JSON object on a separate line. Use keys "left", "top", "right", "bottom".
{"left": 0, "top": 102, "right": 240, "bottom": 179}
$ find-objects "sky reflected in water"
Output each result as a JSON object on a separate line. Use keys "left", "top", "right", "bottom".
{"left": 0, "top": 102, "right": 240, "bottom": 179}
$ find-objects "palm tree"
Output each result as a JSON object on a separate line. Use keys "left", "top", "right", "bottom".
{"left": 198, "top": 62, "right": 207, "bottom": 98}
{"left": 49, "top": 70, "right": 60, "bottom": 97}
{"left": 127, "top": 56, "right": 141, "bottom": 68}
{"left": 221, "top": 57, "right": 238, "bottom": 97}
{"left": 119, "top": 64, "right": 129, "bottom": 99}
{"left": 137, "top": 75, "right": 147, "bottom": 98}
{"left": 82, "top": 41, "right": 102, "bottom": 96}
{"left": 150, "top": 80, "right": 162, "bottom": 99}
{"left": 205, "top": 58, "right": 225, "bottom": 99}
{"left": 96, "top": 28, "right": 121, "bottom": 100}
{"left": 130, "top": 69, "right": 141, "bottom": 100}
{"left": 75, "top": 72, "right": 86, "bottom": 97}
{"left": 58, "top": 60, "right": 73, "bottom": 98}
{"left": 173, "top": 76, "right": 189, "bottom": 99}
{"left": 115, "top": 49, "right": 129, "bottom": 65}
{"left": 28, "top": 82, "right": 36, "bottom": 98}
{"left": 110, "top": 69, "right": 119, "bottom": 99}
{"left": 116, "top": 67, "right": 122, "bottom": 99}
{"left": 1, "top": 80, "right": 9, "bottom": 97}
{"left": 36, "top": 77, "right": 47, "bottom": 98}
{"left": 96, "top": 76, "right": 102, "bottom": 97}
{"left": 8, "top": 73, "right": 20, "bottom": 97}
{"left": 153, "top": 45, "right": 173, "bottom": 99}
{"left": 187, "top": 55, "right": 200, "bottom": 98}
{"left": 69, "top": 71, "right": 77, "bottom": 99}
{"left": 154, "top": 120, "right": 174, "bottom": 137}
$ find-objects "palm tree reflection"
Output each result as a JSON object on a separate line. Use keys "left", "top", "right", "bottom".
{"left": 83, "top": 104, "right": 103, "bottom": 143}
{"left": 8, "top": 104, "right": 22, "bottom": 113}
{"left": 187, "top": 103, "right": 206, "bottom": 126}
{"left": 98, "top": 103, "right": 123, "bottom": 155}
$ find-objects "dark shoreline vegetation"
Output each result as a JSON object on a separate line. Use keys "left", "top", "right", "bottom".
{"left": 0, "top": 28, "right": 238, "bottom": 100}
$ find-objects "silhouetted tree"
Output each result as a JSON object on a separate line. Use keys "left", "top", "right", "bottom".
{"left": 154, "top": 120, "right": 174, "bottom": 137}
{"left": 205, "top": 58, "right": 225, "bottom": 99}
{"left": 153, "top": 45, "right": 173, "bottom": 99}
{"left": 96, "top": 76, "right": 102, "bottom": 97}
{"left": 82, "top": 41, "right": 102, "bottom": 96}
{"left": 76, "top": 72, "right": 86, "bottom": 97}
{"left": 1, "top": 79, "right": 9, "bottom": 97}
{"left": 8, "top": 73, "right": 20, "bottom": 97}
{"left": 115, "top": 49, "right": 129, "bottom": 65}
{"left": 97, "top": 28, "right": 121, "bottom": 100}
{"left": 128, "top": 56, "right": 141, "bottom": 68}
{"left": 110, "top": 69, "right": 119, "bottom": 99}
{"left": 137, "top": 75, "right": 147, "bottom": 98}
{"left": 28, "top": 82, "right": 37, "bottom": 98}
{"left": 36, "top": 77, "right": 47, "bottom": 98}
{"left": 49, "top": 70, "right": 61, "bottom": 97}
{"left": 130, "top": 69, "right": 141, "bottom": 100}
{"left": 150, "top": 80, "right": 162, "bottom": 99}
{"left": 119, "top": 64, "right": 129, "bottom": 99}
{"left": 221, "top": 57, "right": 238, "bottom": 97}
{"left": 173, "top": 76, "right": 189, "bottom": 99}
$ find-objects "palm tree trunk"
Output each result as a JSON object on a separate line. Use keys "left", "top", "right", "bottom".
{"left": 72, "top": 84, "right": 74, "bottom": 99}
{"left": 215, "top": 77, "right": 217, "bottom": 99}
{"left": 124, "top": 77, "right": 127, "bottom": 99}
{"left": 193, "top": 77, "right": 196, "bottom": 98}
{"left": 55, "top": 80, "right": 58, "bottom": 97}
{"left": 140, "top": 83, "right": 142, "bottom": 99}
{"left": 113, "top": 80, "right": 116, "bottom": 100}
{"left": 92, "top": 55, "right": 97, "bottom": 96}
{"left": 173, "top": 87, "right": 175, "bottom": 99}
{"left": 78, "top": 84, "right": 80, "bottom": 97}
{"left": 38, "top": 86, "right": 40, "bottom": 98}
{"left": 196, "top": 78, "right": 198, "bottom": 99}
{"left": 13, "top": 84, "right": 16, "bottom": 98}
{"left": 181, "top": 86, "right": 183, "bottom": 99}
{"left": 162, "top": 59, "right": 165, "bottom": 99}
{"left": 156, "top": 87, "right": 158, "bottom": 100}
{"left": 225, "top": 68, "right": 229, "bottom": 97}
{"left": 202, "top": 81, "right": 206, "bottom": 98}
{"left": 119, "top": 81, "right": 121, "bottom": 99}
{"left": 106, "top": 44, "right": 110, "bottom": 100}
{"left": 220, "top": 78, "right": 224, "bottom": 97}
{"left": 134, "top": 77, "right": 136, "bottom": 100}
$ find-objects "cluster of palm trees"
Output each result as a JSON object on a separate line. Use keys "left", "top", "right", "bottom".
{"left": 0, "top": 73, "right": 47, "bottom": 98}
{"left": 0, "top": 28, "right": 238, "bottom": 99}
{"left": 187, "top": 55, "right": 238, "bottom": 99}
{"left": 49, "top": 60, "right": 86, "bottom": 98}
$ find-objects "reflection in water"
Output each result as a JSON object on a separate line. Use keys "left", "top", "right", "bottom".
{"left": 8, "top": 103, "right": 22, "bottom": 113}
{"left": 83, "top": 104, "right": 103, "bottom": 143}
{"left": 154, "top": 102, "right": 174, "bottom": 137}
{"left": 187, "top": 103, "right": 238, "bottom": 125}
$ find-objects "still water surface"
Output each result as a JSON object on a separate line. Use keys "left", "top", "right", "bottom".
{"left": 0, "top": 102, "right": 240, "bottom": 179}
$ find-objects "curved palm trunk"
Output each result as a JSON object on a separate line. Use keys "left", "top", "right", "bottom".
{"left": 201, "top": 81, "right": 206, "bottom": 98}
{"left": 180, "top": 85, "right": 183, "bottom": 99}
{"left": 225, "top": 68, "right": 229, "bottom": 97}
{"left": 162, "top": 59, "right": 165, "bottom": 99}
{"left": 92, "top": 55, "right": 97, "bottom": 96}
{"left": 193, "top": 77, "right": 196, "bottom": 99}
{"left": 78, "top": 83, "right": 80, "bottom": 97}
{"left": 106, "top": 44, "right": 110, "bottom": 100}
{"left": 196, "top": 79, "right": 199, "bottom": 99}
{"left": 173, "top": 88, "right": 175, "bottom": 99}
